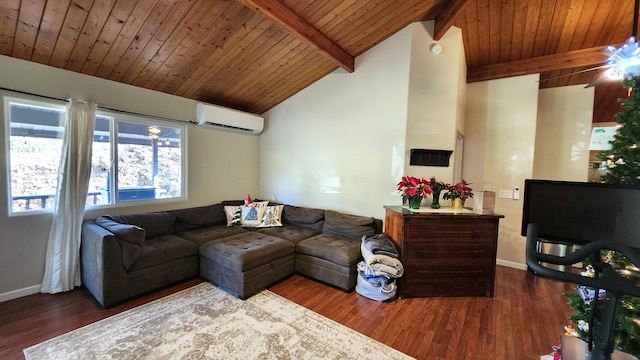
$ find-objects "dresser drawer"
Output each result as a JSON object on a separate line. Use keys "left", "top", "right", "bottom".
{"left": 405, "top": 254, "right": 495, "bottom": 268}
{"left": 406, "top": 218, "right": 495, "bottom": 239}
{"left": 404, "top": 240, "right": 494, "bottom": 260}
{"left": 405, "top": 263, "right": 494, "bottom": 277}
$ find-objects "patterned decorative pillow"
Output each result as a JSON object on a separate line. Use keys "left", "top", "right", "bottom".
{"left": 240, "top": 205, "right": 267, "bottom": 227}
{"left": 224, "top": 206, "right": 242, "bottom": 227}
{"left": 259, "top": 205, "right": 284, "bottom": 227}
{"left": 244, "top": 200, "right": 269, "bottom": 208}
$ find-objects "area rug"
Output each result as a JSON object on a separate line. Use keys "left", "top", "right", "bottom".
{"left": 24, "top": 282, "right": 413, "bottom": 359}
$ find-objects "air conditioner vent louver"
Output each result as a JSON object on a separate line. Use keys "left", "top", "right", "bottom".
{"left": 195, "top": 102, "right": 264, "bottom": 134}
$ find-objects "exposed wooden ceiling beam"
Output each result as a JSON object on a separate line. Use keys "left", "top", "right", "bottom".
{"left": 236, "top": 0, "right": 355, "bottom": 73}
{"left": 433, "top": 0, "right": 474, "bottom": 41}
{"left": 467, "top": 45, "right": 610, "bottom": 83}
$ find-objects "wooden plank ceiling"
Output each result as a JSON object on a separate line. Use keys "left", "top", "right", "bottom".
{"left": 0, "top": 0, "right": 635, "bottom": 123}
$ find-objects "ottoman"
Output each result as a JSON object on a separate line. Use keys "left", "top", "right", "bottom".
{"left": 295, "top": 233, "right": 363, "bottom": 291}
{"left": 200, "top": 232, "right": 295, "bottom": 299}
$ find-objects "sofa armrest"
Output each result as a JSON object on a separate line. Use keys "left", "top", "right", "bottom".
{"left": 81, "top": 221, "right": 129, "bottom": 308}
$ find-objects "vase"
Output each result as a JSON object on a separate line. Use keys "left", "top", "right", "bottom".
{"left": 452, "top": 197, "right": 464, "bottom": 211}
{"left": 431, "top": 189, "right": 442, "bottom": 209}
{"left": 408, "top": 196, "right": 422, "bottom": 210}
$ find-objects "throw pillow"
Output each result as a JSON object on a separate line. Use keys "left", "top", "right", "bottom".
{"left": 224, "top": 206, "right": 243, "bottom": 227}
{"left": 240, "top": 205, "right": 267, "bottom": 227}
{"left": 259, "top": 205, "right": 284, "bottom": 227}
{"left": 244, "top": 200, "right": 269, "bottom": 208}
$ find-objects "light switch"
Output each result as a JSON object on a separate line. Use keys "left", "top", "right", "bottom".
{"left": 498, "top": 189, "right": 513, "bottom": 198}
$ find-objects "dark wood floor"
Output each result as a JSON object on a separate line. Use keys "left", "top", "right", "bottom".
{"left": 0, "top": 265, "right": 573, "bottom": 360}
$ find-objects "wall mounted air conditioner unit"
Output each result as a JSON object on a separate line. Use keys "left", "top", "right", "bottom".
{"left": 195, "top": 102, "right": 264, "bottom": 134}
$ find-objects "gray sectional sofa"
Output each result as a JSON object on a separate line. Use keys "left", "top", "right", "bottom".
{"left": 81, "top": 200, "right": 382, "bottom": 308}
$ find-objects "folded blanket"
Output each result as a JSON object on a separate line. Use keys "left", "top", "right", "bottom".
{"left": 361, "top": 234, "right": 398, "bottom": 258}
{"left": 357, "top": 261, "right": 392, "bottom": 287}
{"left": 361, "top": 242, "right": 404, "bottom": 278}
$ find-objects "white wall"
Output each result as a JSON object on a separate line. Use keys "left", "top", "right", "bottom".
{"left": 464, "top": 74, "right": 540, "bottom": 268}
{"left": 405, "top": 23, "right": 466, "bottom": 190}
{"left": 534, "top": 85, "right": 594, "bottom": 181}
{"left": 260, "top": 21, "right": 466, "bottom": 219}
{"left": 259, "top": 26, "right": 412, "bottom": 218}
{"left": 0, "top": 55, "right": 260, "bottom": 300}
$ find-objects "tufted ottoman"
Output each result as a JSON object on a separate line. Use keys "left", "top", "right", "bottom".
{"left": 199, "top": 232, "right": 295, "bottom": 299}
{"left": 295, "top": 233, "right": 363, "bottom": 291}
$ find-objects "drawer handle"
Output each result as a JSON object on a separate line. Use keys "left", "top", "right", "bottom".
{"left": 418, "top": 250, "right": 430, "bottom": 253}
{"left": 417, "top": 270, "right": 430, "bottom": 273}
{"left": 472, "top": 270, "right": 484, "bottom": 273}
{"left": 472, "top": 250, "right": 485, "bottom": 254}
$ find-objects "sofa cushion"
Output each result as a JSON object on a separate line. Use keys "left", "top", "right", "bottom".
{"left": 283, "top": 205, "right": 325, "bottom": 231}
{"left": 257, "top": 225, "right": 320, "bottom": 245}
{"left": 129, "top": 234, "right": 199, "bottom": 271}
{"left": 322, "top": 210, "right": 377, "bottom": 240}
{"left": 104, "top": 212, "right": 176, "bottom": 239}
{"left": 296, "top": 234, "right": 362, "bottom": 267}
{"left": 177, "top": 225, "right": 248, "bottom": 246}
{"left": 172, "top": 204, "right": 226, "bottom": 228}
{"left": 95, "top": 217, "right": 146, "bottom": 246}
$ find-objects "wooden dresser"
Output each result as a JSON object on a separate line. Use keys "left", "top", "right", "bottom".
{"left": 383, "top": 206, "right": 504, "bottom": 298}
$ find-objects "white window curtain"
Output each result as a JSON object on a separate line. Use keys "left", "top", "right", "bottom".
{"left": 40, "top": 98, "right": 97, "bottom": 294}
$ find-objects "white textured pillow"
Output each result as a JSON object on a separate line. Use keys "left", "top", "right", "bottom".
{"left": 259, "top": 205, "right": 284, "bottom": 227}
{"left": 240, "top": 205, "right": 267, "bottom": 227}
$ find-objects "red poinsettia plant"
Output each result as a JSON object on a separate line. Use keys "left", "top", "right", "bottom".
{"left": 397, "top": 176, "right": 433, "bottom": 199}
{"left": 443, "top": 179, "right": 474, "bottom": 201}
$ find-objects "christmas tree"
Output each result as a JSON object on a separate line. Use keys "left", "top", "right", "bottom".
{"left": 564, "top": 73, "right": 640, "bottom": 354}
{"left": 596, "top": 76, "right": 640, "bottom": 184}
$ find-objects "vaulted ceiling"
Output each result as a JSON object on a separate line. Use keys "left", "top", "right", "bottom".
{"left": 0, "top": 0, "right": 635, "bottom": 123}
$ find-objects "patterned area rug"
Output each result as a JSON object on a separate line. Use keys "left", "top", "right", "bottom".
{"left": 24, "top": 282, "right": 413, "bottom": 359}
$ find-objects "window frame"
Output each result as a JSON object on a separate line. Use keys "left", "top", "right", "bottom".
{"left": 3, "top": 91, "right": 188, "bottom": 216}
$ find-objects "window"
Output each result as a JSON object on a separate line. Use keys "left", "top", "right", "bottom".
{"left": 6, "top": 97, "right": 66, "bottom": 213}
{"left": 5, "top": 93, "right": 186, "bottom": 214}
{"left": 90, "top": 112, "right": 184, "bottom": 204}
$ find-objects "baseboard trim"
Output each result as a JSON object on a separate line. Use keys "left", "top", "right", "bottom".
{"left": 0, "top": 284, "right": 40, "bottom": 303}
{"left": 496, "top": 259, "right": 527, "bottom": 271}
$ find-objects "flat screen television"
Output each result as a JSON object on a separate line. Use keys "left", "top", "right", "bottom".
{"left": 521, "top": 179, "right": 640, "bottom": 249}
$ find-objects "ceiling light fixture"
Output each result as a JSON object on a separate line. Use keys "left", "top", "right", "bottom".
{"left": 148, "top": 125, "right": 161, "bottom": 139}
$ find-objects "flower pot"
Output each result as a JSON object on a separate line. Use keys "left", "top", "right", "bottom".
{"left": 452, "top": 198, "right": 464, "bottom": 211}
{"left": 408, "top": 196, "right": 422, "bottom": 210}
